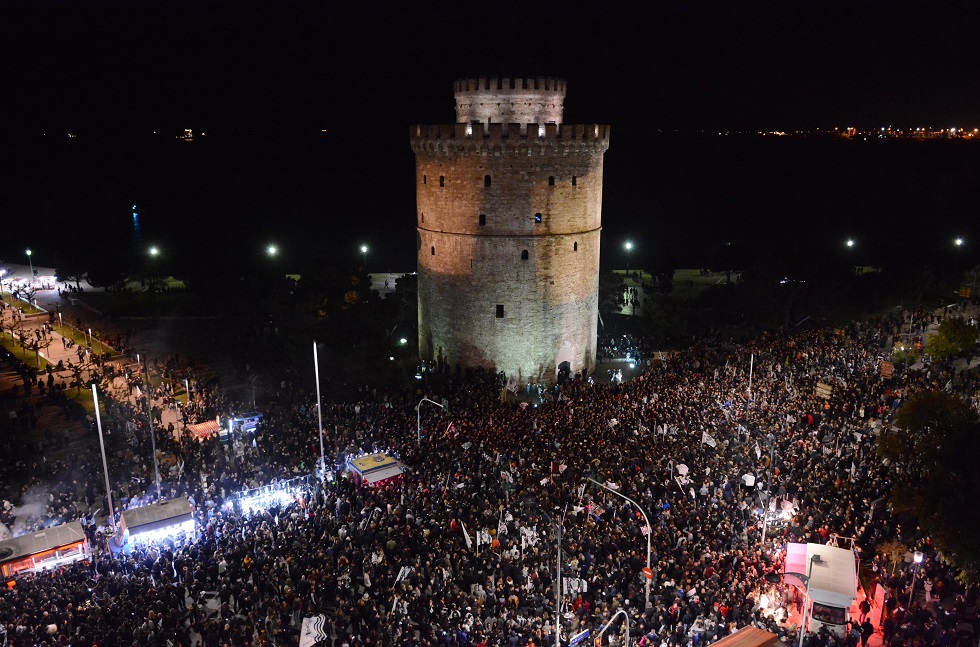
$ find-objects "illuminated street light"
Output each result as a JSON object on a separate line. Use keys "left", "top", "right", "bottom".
{"left": 954, "top": 238, "right": 964, "bottom": 247}
{"left": 267, "top": 244, "right": 278, "bottom": 256}
{"left": 399, "top": 338, "right": 408, "bottom": 345}
{"left": 26, "top": 248, "right": 34, "bottom": 280}
{"left": 148, "top": 246, "right": 160, "bottom": 257}
{"left": 846, "top": 239, "right": 855, "bottom": 248}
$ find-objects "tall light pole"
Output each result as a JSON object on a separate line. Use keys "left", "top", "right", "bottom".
{"left": 799, "top": 554, "right": 822, "bottom": 647}
{"left": 589, "top": 477, "right": 653, "bottom": 610}
{"left": 757, "top": 435, "right": 776, "bottom": 547}
{"left": 596, "top": 608, "right": 631, "bottom": 647}
{"left": 521, "top": 499, "right": 563, "bottom": 646}
{"left": 91, "top": 385, "right": 117, "bottom": 533}
{"left": 624, "top": 240, "right": 633, "bottom": 278}
{"left": 313, "top": 341, "right": 326, "bottom": 478}
{"left": 416, "top": 397, "right": 445, "bottom": 444}
{"left": 142, "top": 356, "right": 162, "bottom": 502}
{"left": 360, "top": 244, "right": 368, "bottom": 268}
{"left": 908, "top": 550, "right": 924, "bottom": 609}
{"left": 26, "top": 249, "right": 34, "bottom": 281}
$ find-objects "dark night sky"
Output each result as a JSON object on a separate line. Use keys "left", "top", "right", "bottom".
{"left": 2, "top": 0, "right": 979, "bottom": 271}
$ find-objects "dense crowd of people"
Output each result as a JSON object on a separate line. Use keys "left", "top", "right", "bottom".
{"left": 1, "top": 300, "right": 979, "bottom": 646}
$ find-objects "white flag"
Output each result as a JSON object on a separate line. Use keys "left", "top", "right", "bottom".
{"left": 460, "top": 521, "right": 473, "bottom": 550}
{"left": 755, "top": 442, "right": 762, "bottom": 460}
{"left": 300, "top": 615, "right": 329, "bottom": 647}
{"left": 701, "top": 431, "right": 717, "bottom": 448}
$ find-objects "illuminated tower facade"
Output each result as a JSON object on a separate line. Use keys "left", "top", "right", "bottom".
{"left": 411, "top": 77, "right": 610, "bottom": 383}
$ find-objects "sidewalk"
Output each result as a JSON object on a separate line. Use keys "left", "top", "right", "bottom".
{"left": 0, "top": 304, "right": 181, "bottom": 435}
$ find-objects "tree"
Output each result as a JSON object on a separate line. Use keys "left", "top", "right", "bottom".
{"left": 879, "top": 391, "right": 980, "bottom": 579}
{"left": 598, "top": 271, "right": 626, "bottom": 321}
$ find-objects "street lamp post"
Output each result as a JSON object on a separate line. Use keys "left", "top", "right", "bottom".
{"left": 26, "top": 249, "right": 34, "bottom": 281}
{"left": 588, "top": 477, "right": 653, "bottom": 610}
{"left": 91, "top": 385, "right": 117, "bottom": 533}
{"left": 596, "top": 608, "right": 631, "bottom": 647}
{"left": 416, "top": 397, "right": 445, "bottom": 443}
{"left": 521, "top": 499, "right": 564, "bottom": 647}
{"left": 142, "top": 357, "right": 162, "bottom": 502}
{"left": 799, "top": 554, "right": 822, "bottom": 647}
{"left": 908, "top": 550, "right": 924, "bottom": 609}
{"left": 757, "top": 436, "right": 776, "bottom": 547}
{"left": 313, "top": 342, "right": 326, "bottom": 478}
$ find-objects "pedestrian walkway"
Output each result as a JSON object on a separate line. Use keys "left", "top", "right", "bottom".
{"left": 0, "top": 303, "right": 181, "bottom": 434}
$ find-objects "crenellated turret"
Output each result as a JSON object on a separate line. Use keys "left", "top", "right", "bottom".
{"left": 454, "top": 76, "right": 566, "bottom": 128}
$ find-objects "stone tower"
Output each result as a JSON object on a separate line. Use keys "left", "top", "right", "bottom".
{"left": 411, "top": 76, "right": 610, "bottom": 383}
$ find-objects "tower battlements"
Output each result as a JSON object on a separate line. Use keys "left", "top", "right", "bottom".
{"left": 454, "top": 76, "right": 566, "bottom": 125}
{"left": 410, "top": 122, "right": 610, "bottom": 153}
{"left": 454, "top": 76, "right": 566, "bottom": 94}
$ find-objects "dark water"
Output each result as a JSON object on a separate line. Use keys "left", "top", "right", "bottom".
{"left": 2, "top": 128, "right": 978, "bottom": 276}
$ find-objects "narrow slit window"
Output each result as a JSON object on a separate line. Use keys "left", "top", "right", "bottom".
{"left": 431, "top": 246, "right": 435, "bottom": 255}
{"left": 496, "top": 304, "right": 504, "bottom": 318}
{"left": 484, "top": 175, "right": 491, "bottom": 187}
{"left": 572, "top": 175, "right": 577, "bottom": 186}
{"left": 534, "top": 213, "right": 542, "bottom": 224}
{"left": 423, "top": 175, "right": 427, "bottom": 184}
{"left": 521, "top": 250, "right": 529, "bottom": 261}
{"left": 548, "top": 176, "right": 555, "bottom": 186}
{"left": 574, "top": 242, "right": 578, "bottom": 251}
{"left": 439, "top": 176, "right": 445, "bottom": 187}
{"left": 479, "top": 214, "right": 486, "bottom": 226}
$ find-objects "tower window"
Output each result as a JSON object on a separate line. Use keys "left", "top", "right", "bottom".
{"left": 574, "top": 242, "right": 578, "bottom": 251}
{"left": 521, "top": 250, "right": 529, "bottom": 261}
{"left": 496, "top": 304, "right": 504, "bottom": 318}
{"left": 479, "top": 214, "right": 486, "bottom": 226}
{"left": 439, "top": 176, "right": 445, "bottom": 187}
{"left": 572, "top": 175, "right": 577, "bottom": 186}
{"left": 548, "top": 176, "right": 555, "bottom": 186}
{"left": 423, "top": 175, "right": 427, "bottom": 184}
{"left": 431, "top": 246, "right": 435, "bottom": 255}
{"left": 534, "top": 213, "right": 542, "bottom": 224}
{"left": 484, "top": 175, "right": 491, "bottom": 188}
{"left": 421, "top": 212, "right": 425, "bottom": 223}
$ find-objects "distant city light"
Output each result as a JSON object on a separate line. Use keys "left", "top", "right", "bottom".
{"left": 954, "top": 238, "right": 964, "bottom": 247}
{"left": 846, "top": 239, "right": 855, "bottom": 248}
{"left": 360, "top": 245, "right": 368, "bottom": 254}
{"left": 149, "top": 246, "right": 159, "bottom": 256}
{"left": 624, "top": 241, "right": 633, "bottom": 251}
{"left": 399, "top": 338, "right": 408, "bottom": 345}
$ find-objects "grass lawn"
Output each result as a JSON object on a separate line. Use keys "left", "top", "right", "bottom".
{"left": 65, "top": 386, "right": 103, "bottom": 416}
{"left": 1, "top": 293, "right": 46, "bottom": 314}
{"left": 0, "top": 335, "right": 52, "bottom": 369}
{"left": 56, "top": 323, "right": 116, "bottom": 356}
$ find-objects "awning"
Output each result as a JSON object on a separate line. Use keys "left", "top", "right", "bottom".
{"left": 121, "top": 498, "right": 194, "bottom": 536}
{"left": 0, "top": 521, "right": 86, "bottom": 565}
{"left": 709, "top": 626, "right": 781, "bottom": 647}
{"left": 187, "top": 420, "right": 220, "bottom": 439}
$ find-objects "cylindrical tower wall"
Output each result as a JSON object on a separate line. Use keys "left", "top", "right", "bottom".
{"left": 412, "top": 119, "right": 609, "bottom": 382}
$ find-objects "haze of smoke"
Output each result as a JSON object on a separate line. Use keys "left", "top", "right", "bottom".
{"left": 10, "top": 484, "right": 53, "bottom": 537}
